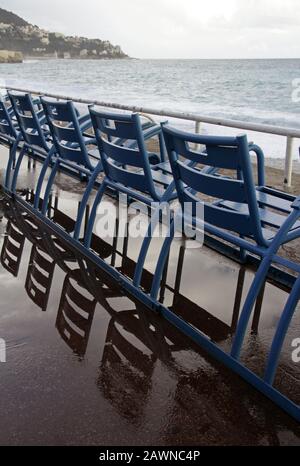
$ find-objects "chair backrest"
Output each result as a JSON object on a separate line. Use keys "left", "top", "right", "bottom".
{"left": 162, "top": 125, "right": 265, "bottom": 245}
{"left": 0, "top": 221, "right": 25, "bottom": 277}
{"left": 8, "top": 92, "right": 49, "bottom": 152}
{"left": 0, "top": 97, "right": 18, "bottom": 140}
{"left": 41, "top": 97, "right": 93, "bottom": 170}
{"left": 25, "top": 245, "right": 55, "bottom": 312}
{"left": 56, "top": 271, "right": 96, "bottom": 356}
{"left": 89, "top": 108, "right": 158, "bottom": 200}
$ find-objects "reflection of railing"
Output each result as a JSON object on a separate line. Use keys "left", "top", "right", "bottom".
{"left": 1, "top": 85, "right": 299, "bottom": 187}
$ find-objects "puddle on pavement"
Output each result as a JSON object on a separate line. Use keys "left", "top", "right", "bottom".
{"left": 0, "top": 145, "right": 299, "bottom": 446}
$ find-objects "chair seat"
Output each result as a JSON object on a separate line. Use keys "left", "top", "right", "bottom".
{"left": 256, "top": 189, "right": 294, "bottom": 214}
{"left": 154, "top": 161, "right": 173, "bottom": 174}
{"left": 150, "top": 168, "right": 174, "bottom": 187}
{"left": 87, "top": 147, "right": 101, "bottom": 161}
{"left": 217, "top": 199, "right": 300, "bottom": 240}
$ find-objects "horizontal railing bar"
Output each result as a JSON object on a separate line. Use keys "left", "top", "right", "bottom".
{"left": 2, "top": 85, "right": 300, "bottom": 139}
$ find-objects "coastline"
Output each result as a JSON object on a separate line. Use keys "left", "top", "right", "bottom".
{"left": 263, "top": 157, "right": 300, "bottom": 174}
{"left": 22, "top": 56, "right": 132, "bottom": 61}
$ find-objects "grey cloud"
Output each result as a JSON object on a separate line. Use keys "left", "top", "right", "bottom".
{"left": 0, "top": 0, "right": 299, "bottom": 58}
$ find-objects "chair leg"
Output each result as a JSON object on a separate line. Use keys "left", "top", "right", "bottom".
{"left": 11, "top": 146, "right": 27, "bottom": 193}
{"left": 83, "top": 182, "right": 107, "bottom": 248}
{"left": 231, "top": 267, "right": 246, "bottom": 333}
{"left": 158, "top": 131, "right": 166, "bottom": 162}
{"left": 41, "top": 160, "right": 60, "bottom": 215}
{"left": 150, "top": 219, "right": 175, "bottom": 300}
{"left": 133, "top": 207, "right": 162, "bottom": 288}
{"left": 231, "top": 209, "right": 300, "bottom": 360}
{"left": 264, "top": 275, "right": 300, "bottom": 385}
{"left": 5, "top": 137, "right": 20, "bottom": 189}
{"left": 133, "top": 183, "right": 175, "bottom": 288}
{"left": 34, "top": 148, "right": 55, "bottom": 210}
{"left": 73, "top": 163, "right": 103, "bottom": 240}
{"left": 12, "top": 147, "right": 16, "bottom": 170}
{"left": 231, "top": 254, "right": 275, "bottom": 359}
{"left": 239, "top": 235, "right": 248, "bottom": 263}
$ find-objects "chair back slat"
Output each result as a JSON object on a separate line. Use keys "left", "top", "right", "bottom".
{"left": 51, "top": 123, "right": 79, "bottom": 144}
{"left": 101, "top": 138, "right": 144, "bottom": 168}
{"left": 56, "top": 142, "right": 87, "bottom": 164}
{"left": 100, "top": 118, "right": 139, "bottom": 140}
{"left": 56, "top": 272, "right": 96, "bottom": 356}
{"left": 107, "top": 162, "right": 151, "bottom": 193}
{"left": 172, "top": 136, "right": 241, "bottom": 170}
{"left": 178, "top": 161, "right": 247, "bottom": 203}
{"left": 45, "top": 102, "right": 76, "bottom": 122}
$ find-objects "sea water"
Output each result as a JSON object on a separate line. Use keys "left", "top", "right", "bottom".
{"left": 1, "top": 58, "right": 300, "bottom": 161}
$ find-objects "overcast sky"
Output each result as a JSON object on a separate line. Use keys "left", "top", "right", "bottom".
{"left": 1, "top": 0, "right": 299, "bottom": 58}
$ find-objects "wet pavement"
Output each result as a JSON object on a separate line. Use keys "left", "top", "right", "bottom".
{"left": 0, "top": 145, "right": 299, "bottom": 446}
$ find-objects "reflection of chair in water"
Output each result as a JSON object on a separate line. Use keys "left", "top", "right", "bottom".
{"left": 89, "top": 213, "right": 267, "bottom": 344}
{"left": 96, "top": 267, "right": 274, "bottom": 427}
{"left": 51, "top": 230, "right": 269, "bottom": 422}
{"left": 169, "top": 246, "right": 267, "bottom": 341}
{"left": 157, "top": 125, "right": 300, "bottom": 420}
{"left": 0, "top": 221, "right": 25, "bottom": 277}
{"left": 5, "top": 192, "right": 43, "bottom": 244}
{"left": 94, "top": 230, "right": 277, "bottom": 424}
{"left": 56, "top": 269, "right": 97, "bottom": 357}
{"left": 61, "top": 260, "right": 158, "bottom": 421}
{"left": 25, "top": 245, "right": 55, "bottom": 312}
{"left": 103, "top": 223, "right": 261, "bottom": 342}
{"left": 98, "top": 309, "right": 155, "bottom": 423}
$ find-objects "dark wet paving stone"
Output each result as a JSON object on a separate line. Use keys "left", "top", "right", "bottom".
{"left": 0, "top": 146, "right": 299, "bottom": 446}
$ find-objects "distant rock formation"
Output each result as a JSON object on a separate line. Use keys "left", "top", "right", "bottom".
{"left": 0, "top": 7, "right": 128, "bottom": 60}
{"left": 0, "top": 50, "right": 23, "bottom": 63}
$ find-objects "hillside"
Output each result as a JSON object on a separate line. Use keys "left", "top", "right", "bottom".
{"left": 0, "top": 7, "right": 29, "bottom": 27}
{"left": 0, "top": 7, "right": 128, "bottom": 59}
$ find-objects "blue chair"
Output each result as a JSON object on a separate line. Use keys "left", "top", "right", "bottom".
{"left": 7, "top": 97, "right": 102, "bottom": 227}
{"left": 30, "top": 97, "right": 105, "bottom": 231}
{"left": 6, "top": 91, "right": 54, "bottom": 194}
{"left": 6, "top": 92, "right": 98, "bottom": 193}
{"left": 150, "top": 124, "right": 300, "bottom": 420}
{"left": 8, "top": 91, "right": 50, "bottom": 156}
{"left": 0, "top": 96, "right": 22, "bottom": 186}
{"left": 78, "top": 108, "right": 177, "bottom": 247}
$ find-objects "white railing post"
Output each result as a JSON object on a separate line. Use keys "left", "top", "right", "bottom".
{"left": 194, "top": 120, "right": 201, "bottom": 150}
{"left": 284, "top": 136, "right": 294, "bottom": 188}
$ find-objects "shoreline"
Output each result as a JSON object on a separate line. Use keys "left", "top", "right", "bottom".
{"left": 23, "top": 56, "right": 131, "bottom": 61}
{"left": 261, "top": 157, "right": 300, "bottom": 174}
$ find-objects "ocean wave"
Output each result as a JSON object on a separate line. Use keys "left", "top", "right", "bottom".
{"left": 3, "top": 58, "right": 300, "bottom": 159}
